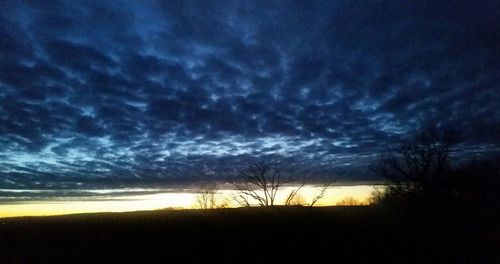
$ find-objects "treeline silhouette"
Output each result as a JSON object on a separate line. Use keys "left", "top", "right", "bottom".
{"left": 371, "top": 126, "right": 500, "bottom": 211}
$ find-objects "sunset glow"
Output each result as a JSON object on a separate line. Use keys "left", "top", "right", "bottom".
{"left": 0, "top": 185, "right": 377, "bottom": 218}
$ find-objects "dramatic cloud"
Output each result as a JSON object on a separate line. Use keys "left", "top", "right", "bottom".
{"left": 1, "top": 0, "right": 499, "bottom": 188}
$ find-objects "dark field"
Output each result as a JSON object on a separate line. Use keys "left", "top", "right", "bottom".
{"left": 1, "top": 206, "right": 498, "bottom": 263}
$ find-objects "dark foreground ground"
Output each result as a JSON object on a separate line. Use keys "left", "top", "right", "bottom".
{"left": 0, "top": 206, "right": 498, "bottom": 263}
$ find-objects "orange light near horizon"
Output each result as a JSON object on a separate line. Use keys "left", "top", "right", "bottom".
{"left": 0, "top": 185, "right": 379, "bottom": 218}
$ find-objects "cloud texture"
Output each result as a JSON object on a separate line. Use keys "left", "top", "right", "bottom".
{"left": 1, "top": 0, "right": 499, "bottom": 188}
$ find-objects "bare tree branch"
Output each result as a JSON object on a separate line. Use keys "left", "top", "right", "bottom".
{"left": 284, "top": 182, "right": 305, "bottom": 205}
{"left": 310, "top": 182, "right": 332, "bottom": 207}
{"left": 233, "top": 160, "right": 289, "bottom": 207}
{"left": 194, "top": 182, "right": 229, "bottom": 209}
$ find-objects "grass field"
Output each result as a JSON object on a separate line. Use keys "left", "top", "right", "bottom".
{"left": 1, "top": 206, "right": 498, "bottom": 263}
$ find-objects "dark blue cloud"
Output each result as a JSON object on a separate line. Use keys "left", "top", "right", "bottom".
{"left": 1, "top": 0, "right": 499, "bottom": 188}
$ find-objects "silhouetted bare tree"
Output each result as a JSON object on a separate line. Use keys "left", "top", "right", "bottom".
{"left": 372, "top": 127, "right": 455, "bottom": 203}
{"left": 195, "top": 182, "right": 218, "bottom": 209}
{"left": 336, "top": 197, "right": 366, "bottom": 206}
{"left": 233, "top": 161, "right": 284, "bottom": 206}
{"left": 195, "top": 182, "right": 229, "bottom": 209}
{"left": 368, "top": 187, "right": 386, "bottom": 205}
{"left": 233, "top": 161, "right": 335, "bottom": 207}
{"left": 233, "top": 161, "right": 309, "bottom": 207}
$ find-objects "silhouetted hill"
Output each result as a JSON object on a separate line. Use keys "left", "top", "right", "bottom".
{"left": 1, "top": 206, "right": 498, "bottom": 263}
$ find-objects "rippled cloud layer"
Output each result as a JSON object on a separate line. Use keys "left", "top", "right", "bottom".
{"left": 1, "top": 0, "right": 499, "bottom": 188}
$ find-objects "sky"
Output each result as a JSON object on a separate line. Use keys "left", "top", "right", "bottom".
{"left": 1, "top": 0, "right": 499, "bottom": 190}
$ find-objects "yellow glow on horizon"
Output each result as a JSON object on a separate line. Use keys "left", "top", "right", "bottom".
{"left": 278, "top": 185, "right": 374, "bottom": 206}
{"left": 0, "top": 193, "right": 195, "bottom": 218}
{"left": 0, "top": 185, "right": 378, "bottom": 218}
